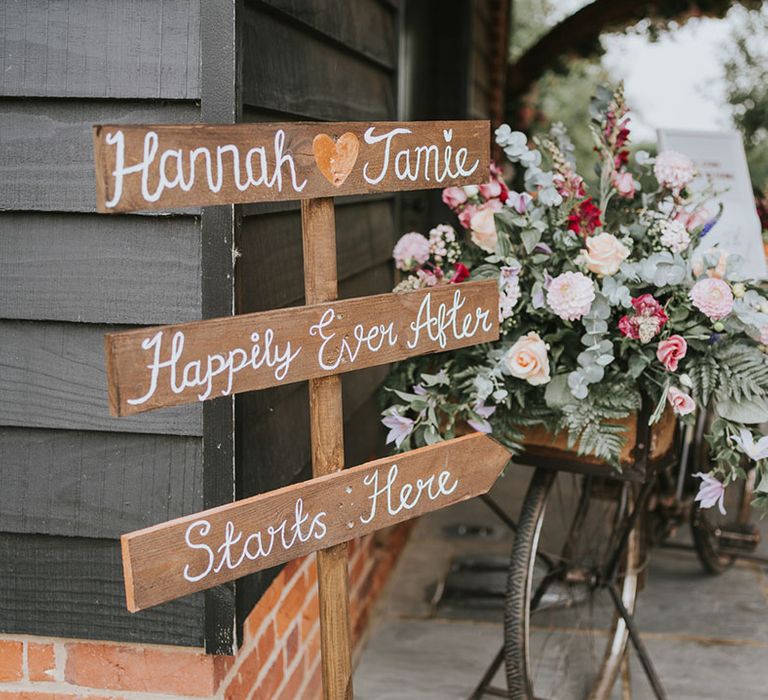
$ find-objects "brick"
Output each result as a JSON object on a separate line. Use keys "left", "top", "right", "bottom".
{"left": 276, "top": 654, "right": 306, "bottom": 700}
{"left": 65, "top": 642, "right": 215, "bottom": 696}
{"left": 302, "top": 658, "right": 323, "bottom": 700}
{"left": 253, "top": 653, "right": 284, "bottom": 700}
{"left": 213, "top": 653, "right": 235, "bottom": 692}
{"left": 224, "top": 621, "right": 276, "bottom": 700}
{"left": 245, "top": 576, "right": 284, "bottom": 641}
{"left": 301, "top": 592, "right": 319, "bottom": 640}
{"left": 282, "top": 557, "right": 303, "bottom": 583}
{"left": 275, "top": 572, "right": 309, "bottom": 637}
{"left": 0, "top": 640, "right": 23, "bottom": 682}
{"left": 285, "top": 624, "right": 299, "bottom": 664}
{"left": 27, "top": 642, "right": 56, "bottom": 682}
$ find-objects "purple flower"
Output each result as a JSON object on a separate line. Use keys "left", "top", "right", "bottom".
{"left": 533, "top": 242, "right": 553, "bottom": 255}
{"left": 693, "top": 472, "right": 727, "bottom": 515}
{"left": 412, "top": 384, "right": 427, "bottom": 395}
{"left": 507, "top": 191, "right": 532, "bottom": 215}
{"left": 382, "top": 412, "right": 415, "bottom": 448}
{"left": 467, "top": 417, "right": 492, "bottom": 434}
{"left": 473, "top": 399, "right": 497, "bottom": 419}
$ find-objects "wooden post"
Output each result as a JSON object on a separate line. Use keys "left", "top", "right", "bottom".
{"left": 301, "top": 197, "right": 353, "bottom": 700}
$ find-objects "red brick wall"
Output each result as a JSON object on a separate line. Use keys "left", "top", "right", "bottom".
{"left": 0, "top": 525, "right": 411, "bottom": 700}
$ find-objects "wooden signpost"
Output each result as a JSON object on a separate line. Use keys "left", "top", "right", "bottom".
{"left": 93, "top": 118, "right": 502, "bottom": 700}
{"left": 122, "top": 434, "right": 509, "bottom": 612}
{"left": 105, "top": 280, "right": 498, "bottom": 416}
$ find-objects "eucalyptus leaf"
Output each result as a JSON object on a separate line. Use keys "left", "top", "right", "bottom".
{"left": 521, "top": 228, "right": 542, "bottom": 254}
{"left": 544, "top": 374, "right": 573, "bottom": 409}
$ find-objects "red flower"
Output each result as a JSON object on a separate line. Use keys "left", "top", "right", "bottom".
{"left": 619, "top": 294, "right": 668, "bottom": 343}
{"left": 567, "top": 197, "right": 602, "bottom": 237}
{"left": 450, "top": 262, "right": 470, "bottom": 283}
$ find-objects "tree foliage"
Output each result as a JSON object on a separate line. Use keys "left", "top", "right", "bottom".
{"left": 722, "top": 6, "right": 768, "bottom": 190}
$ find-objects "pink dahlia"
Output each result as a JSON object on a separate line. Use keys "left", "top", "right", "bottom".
{"left": 654, "top": 150, "right": 695, "bottom": 192}
{"left": 546, "top": 271, "right": 595, "bottom": 321}
{"left": 393, "top": 232, "right": 430, "bottom": 271}
{"left": 689, "top": 278, "right": 734, "bottom": 320}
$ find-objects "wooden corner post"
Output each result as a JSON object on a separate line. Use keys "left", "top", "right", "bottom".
{"left": 301, "top": 197, "right": 353, "bottom": 700}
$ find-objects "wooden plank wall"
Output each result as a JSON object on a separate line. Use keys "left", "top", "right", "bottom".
{"left": 0, "top": 0, "right": 207, "bottom": 647}
{"left": 233, "top": 0, "right": 400, "bottom": 626}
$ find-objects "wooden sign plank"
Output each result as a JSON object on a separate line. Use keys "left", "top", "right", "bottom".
{"left": 122, "top": 433, "right": 510, "bottom": 611}
{"left": 92, "top": 120, "right": 490, "bottom": 212}
{"left": 105, "top": 280, "right": 499, "bottom": 416}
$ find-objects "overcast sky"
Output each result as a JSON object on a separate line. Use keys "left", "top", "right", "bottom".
{"left": 552, "top": 2, "right": 744, "bottom": 143}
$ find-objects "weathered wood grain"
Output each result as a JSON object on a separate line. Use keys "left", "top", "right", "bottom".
{"left": 122, "top": 434, "right": 510, "bottom": 611}
{"left": 92, "top": 120, "right": 490, "bottom": 212}
{"left": 260, "top": 0, "right": 397, "bottom": 69}
{"left": 0, "top": 213, "right": 201, "bottom": 324}
{"left": 105, "top": 280, "right": 499, "bottom": 416}
{"left": 241, "top": 6, "right": 394, "bottom": 122}
{"left": 0, "top": 428, "right": 202, "bottom": 538}
{"left": 301, "top": 197, "right": 353, "bottom": 700}
{"left": 0, "top": 321, "right": 202, "bottom": 435}
{"left": 0, "top": 100, "right": 199, "bottom": 212}
{"left": 0, "top": 533, "right": 204, "bottom": 647}
{"left": 238, "top": 198, "right": 396, "bottom": 313}
{"left": 0, "top": 0, "right": 200, "bottom": 99}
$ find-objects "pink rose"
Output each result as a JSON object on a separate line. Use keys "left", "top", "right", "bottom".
{"left": 667, "top": 386, "right": 695, "bottom": 416}
{"left": 656, "top": 335, "right": 687, "bottom": 372}
{"left": 582, "top": 232, "right": 630, "bottom": 276}
{"left": 503, "top": 332, "right": 551, "bottom": 386}
{"left": 469, "top": 207, "right": 498, "bottom": 253}
{"left": 442, "top": 186, "right": 468, "bottom": 209}
{"left": 689, "top": 278, "right": 734, "bottom": 320}
{"left": 612, "top": 171, "right": 636, "bottom": 198}
{"left": 479, "top": 180, "right": 502, "bottom": 200}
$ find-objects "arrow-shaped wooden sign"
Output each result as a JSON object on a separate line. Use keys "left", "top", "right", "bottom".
{"left": 92, "top": 120, "right": 490, "bottom": 212}
{"left": 122, "top": 433, "right": 510, "bottom": 612}
{"left": 105, "top": 280, "right": 499, "bottom": 416}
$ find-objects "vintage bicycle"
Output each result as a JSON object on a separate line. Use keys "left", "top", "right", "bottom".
{"left": 469, "top": 404, "right": 762, "bottom": 700}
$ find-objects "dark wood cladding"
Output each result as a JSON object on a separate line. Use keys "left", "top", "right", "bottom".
{"left": 0, "top": 534, "right": 205, "bottom": 647}
{"left": 0, "top": 0, "right": 201, "bottom": 99}
{"left": 0, "top": 100, "right": 200, "bottom": 213}
{"left": 0, "top": 213, "right": 201, "bottom": 325}
{"left": 0, "top": 321, "right": 202, "bottom": 436}
{"left": 0, "top": 428, "right": 203, "bottom": 539}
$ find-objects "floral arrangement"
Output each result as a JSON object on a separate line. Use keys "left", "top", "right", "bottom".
{"left": 382, "top": 85, "right": 768, "bottom": 513}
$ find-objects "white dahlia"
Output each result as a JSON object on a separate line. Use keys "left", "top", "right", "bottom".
{"left": 546, "top": 271, "right": 595, "bottom": 321}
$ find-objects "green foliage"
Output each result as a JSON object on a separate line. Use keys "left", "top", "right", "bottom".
{"left": 723, "top": 6, "right": 768, "bottom": 190}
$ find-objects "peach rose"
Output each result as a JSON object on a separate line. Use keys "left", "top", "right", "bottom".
{"left": 503, "top": 332, "right": 551, "bottom": 386}
{"left": 470, "top": 206, "right": 499, "bottom": 253}
{"left": 656, "top": 335, "right": 687, "bottom": 372}
{"left": 667, "top": 386, "right": 695, "bottom": 416}
{"left": 582, "top": 233, "right": 630, "bottom": 277}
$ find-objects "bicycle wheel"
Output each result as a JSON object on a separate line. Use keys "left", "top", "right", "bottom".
{"left": 504, "top": 467, "right": 643, "bottom": 700}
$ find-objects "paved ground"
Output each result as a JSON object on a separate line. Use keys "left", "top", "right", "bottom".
{"left": 354, "top": 463, "right": 768, "bottom": 699}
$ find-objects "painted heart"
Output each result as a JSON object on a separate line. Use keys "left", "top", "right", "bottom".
{"left": 312, "top": 132, "right": 359, "bottom": 187}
